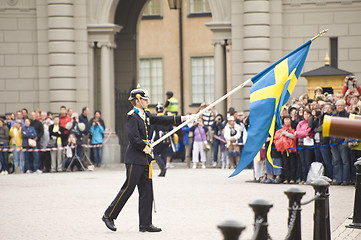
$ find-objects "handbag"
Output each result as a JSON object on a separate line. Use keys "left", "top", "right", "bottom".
{"left": 198, "top": 127, "right": 211, "bottom": 152}
{"left": 28, "top": 138, "right": 36, "bottom": 147}
{"left": 66, "top": 145, "right": 73, "bottom": 158}
{"left": 47, "top": 138, "right": 57, "bottom": 148}
{"left": 203, "top": 142, "right": 211, "bottom": 152}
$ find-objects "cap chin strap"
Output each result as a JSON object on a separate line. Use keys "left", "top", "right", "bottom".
{"left": 136, "top": 94, "right": 146, "bottom": 110}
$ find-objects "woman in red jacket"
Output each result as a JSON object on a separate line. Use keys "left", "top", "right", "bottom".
{"left": 274, "top": 115, "right": 297, "bottom": 184}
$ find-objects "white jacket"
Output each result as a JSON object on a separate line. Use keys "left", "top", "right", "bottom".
{"left": 224, "top": 123, "right": 247, "bottom": 147}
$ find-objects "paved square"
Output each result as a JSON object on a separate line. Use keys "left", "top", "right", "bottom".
{"left": 1, "top": 166, "right": 360, "bottom": 240}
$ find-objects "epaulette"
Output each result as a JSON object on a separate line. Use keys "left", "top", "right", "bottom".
{"left": 127, "top": 109, "right": 135, "bottom": 115}
{"left": 144, "top": 109, "right": 150, "bottom": 112}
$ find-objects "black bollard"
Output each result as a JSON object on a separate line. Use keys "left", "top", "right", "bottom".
{"left": 320, "top": 176, "right": 332, "bottom": 240}
{"left": 218, "top": 220, "right": 246, "bottom": 240}
{"left": 249, "top": 199, "right": 273, "bottom": 240}
{"left": 312, "top": 178, "right": 330, "bottom": 240}
{"left": 284, "top": 187, "right": 306, "bottom": 240}
{"left": 347, "top": 159, "right": 361, "bottom": 229}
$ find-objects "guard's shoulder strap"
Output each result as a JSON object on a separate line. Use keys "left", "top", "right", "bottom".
{"left": 127, "top": 109, "right": 135, "bottom": 115}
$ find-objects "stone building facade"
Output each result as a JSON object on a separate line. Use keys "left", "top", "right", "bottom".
{"left": 0, "top": 0, "right": 360, "bottom": 163}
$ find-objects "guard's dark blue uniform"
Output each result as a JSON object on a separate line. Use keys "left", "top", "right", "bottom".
{"left": 104, "top": 108, "right": 181, "bottom": 226}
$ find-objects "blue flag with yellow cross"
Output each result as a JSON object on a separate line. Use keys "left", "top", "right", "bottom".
{"left": 230, "top": 40, "right": 312, "bottom": 177}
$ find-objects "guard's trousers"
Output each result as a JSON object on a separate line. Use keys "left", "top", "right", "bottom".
{"left": 104, "top": 163, "right": 153, "bottom": 225}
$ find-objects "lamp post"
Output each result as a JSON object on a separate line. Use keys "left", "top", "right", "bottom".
{"left": 168, "top": 0, "right": 182, "bottom": 9}
{"left": 167, "top": 0, "right": 184, "bottom": 114}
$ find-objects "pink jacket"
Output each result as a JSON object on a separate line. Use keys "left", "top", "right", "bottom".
{"left": 296, "top": 120, "right": 314, "bottom": 140}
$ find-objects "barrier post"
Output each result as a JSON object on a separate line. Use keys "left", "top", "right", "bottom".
{"left": 320, "top": 176, "right": 332, "bottom": 239}
{"left": 284, "top": 187, "right": 306, "bottom": 240}
{"left": 347, "top": 159, "right": 361, "bottom": 229}
{"left": 249, "top": 199, "right": 273, "bottom": 240}
{"left": 312, "top": 178, "right": 330, "bottom": 240}
{"left": 217, "top": 220, "right": 246, "bottom": 240}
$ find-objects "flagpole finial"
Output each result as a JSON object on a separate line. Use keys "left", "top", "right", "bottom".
{"left": 311, "top": 29, "right": 328, "bottom": 42}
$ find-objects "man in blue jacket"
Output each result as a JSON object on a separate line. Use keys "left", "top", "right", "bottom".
{"left": 102, "top": 88, "right": 187, "bottom": 233}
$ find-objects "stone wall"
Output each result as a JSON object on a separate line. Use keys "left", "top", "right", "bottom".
{"left": 0, "top": 0, "right": 89, "bottom": 115}
{"left": 0, "top": 0, "right": 38, "bottom": 113}
{"left": 283, "top": 0, "right": 361, "bottom": 97}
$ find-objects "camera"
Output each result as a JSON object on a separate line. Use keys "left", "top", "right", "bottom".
{"left": 347, "top": 76, "right": 355, "bottom": 89}
{"left": 315, "top": 110, "right": 322, "bottom": 117}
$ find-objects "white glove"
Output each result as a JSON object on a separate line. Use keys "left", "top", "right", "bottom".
{"left": 182, "top": 114, "right": 198, "bottom": 122}
{"left": 143, "top": 145, "right": 153, "bottom": 155}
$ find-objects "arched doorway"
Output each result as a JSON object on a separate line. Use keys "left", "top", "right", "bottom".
{"left": 113, "top": 0, "right": 148, "bottom": 160}
{"left": 88, "top": 0, "right": 148, "bottom": 162}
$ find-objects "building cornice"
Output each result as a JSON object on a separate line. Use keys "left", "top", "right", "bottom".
{"left": 205, "top": 22, "right": 231, "bottom": 45}
{"left": 87, "top": 23, "right": 122, "bottom": 46}
{"left": 87, "top": 24, "right": 122, "bottom": 34}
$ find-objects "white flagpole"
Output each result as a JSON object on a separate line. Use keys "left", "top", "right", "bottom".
{"left": 311, "top": 29, "right": 328, "bottom": 42}
{"left": 150, "top": 78, "right": 252, "bottom": 148}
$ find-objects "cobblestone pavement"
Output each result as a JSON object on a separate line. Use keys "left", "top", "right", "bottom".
{"left": 1, "top": 164, "right": 360, "bottom": 240}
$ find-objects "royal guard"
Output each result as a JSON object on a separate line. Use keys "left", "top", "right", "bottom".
{"left": 102, "top": 87, "right": 187, "bottom": 232}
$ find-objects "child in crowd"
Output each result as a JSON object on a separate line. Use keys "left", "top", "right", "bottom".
{"left": 214, "top": 128, "right": 228, "bottom": 169}
{"left": 64, "top": 133, "right": 83, "bottom": 171}
{"left": 263, "top": 137, "right": 283, "bottom": 184}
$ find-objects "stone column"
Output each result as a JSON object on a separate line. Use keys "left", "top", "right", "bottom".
{"left": 88, "top": 42, "right": 95, "bottom": 112}
{"left": 109, "top": 48, "right": 115, "bottom": 130}
{"left": 98, "top": 42, "right": 114, "bottom": 130}
{"left": 206, "top": 0, "right": 231, "bottom": 116}
{"left": 47, "top": 0, "right": 76, "bottom": 112}
{"left": 240, "top": 0, "right": 270, "bottom": 112}
{"left": 97, "top": 41, "right": 120, "bottom": 165}
{"left": 213, "top": 40, "right": 227, "bottom": 116}
{"left": 243, "top": 0, "right": 270, "bottom": 78}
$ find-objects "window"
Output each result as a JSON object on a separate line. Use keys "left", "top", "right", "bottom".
{"left": 142, "top": 0, "right": 162, "bottom": 18}
{"left": 189, "top": 0, "right": 211, "bottom": 15}
{"left": 139, "top": 58, "right": 164, "bottom": 104}
{"left": 191, "top": 57, "right": 214, "bottom": 104}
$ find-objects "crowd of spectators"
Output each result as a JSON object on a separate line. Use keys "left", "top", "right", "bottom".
{"left": 0, "top": 106, "right": 106, "bottom": 175}
{"left": 181, "top": 76, "right": 361, "bottom": 186}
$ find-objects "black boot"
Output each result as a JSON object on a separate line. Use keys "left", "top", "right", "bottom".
{"left": 139, "top": 224, "right": 162, "bottom": 232}
{"left": 158, "top": 168, "right": 167, "bottom": 177}
{"left": 102, "top": 215, "right": 116, "bottom": 231}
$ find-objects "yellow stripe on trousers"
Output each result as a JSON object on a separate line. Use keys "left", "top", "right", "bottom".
{"left": 109, "top": 164, "right": 133, "bottom": 217}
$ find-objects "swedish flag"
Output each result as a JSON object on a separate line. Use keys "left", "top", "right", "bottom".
{"left": 230, "top": 40, "right": 312, "bottom": 177}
